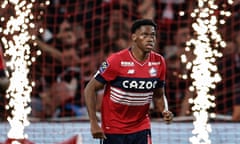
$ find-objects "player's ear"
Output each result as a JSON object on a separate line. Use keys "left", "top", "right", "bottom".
{"left": 132, "top": 33, "right": 137, "bottom": 41}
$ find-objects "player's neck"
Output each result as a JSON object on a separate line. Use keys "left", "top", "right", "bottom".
{"left": 130, "top": 47, "right": 149, "bottom": 62}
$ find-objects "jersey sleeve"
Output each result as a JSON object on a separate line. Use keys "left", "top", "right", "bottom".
{"left": 95, "top": 54, "right": 119, "bottom": 84}
{"left": 156, "top": 55, "right": 166, "bottom": 88}
{"left": 159, "top": 56, "right": 166, "bottom": 81}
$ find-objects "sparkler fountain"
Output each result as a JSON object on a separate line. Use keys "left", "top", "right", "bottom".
{"left": 0, "top": 0, "right": 49, "bottom": 143}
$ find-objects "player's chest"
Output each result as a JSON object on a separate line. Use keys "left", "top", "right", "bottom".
{"left": 118, "top": 61, "right": 162, "bottom": 78}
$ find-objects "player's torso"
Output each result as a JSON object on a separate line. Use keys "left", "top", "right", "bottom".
{"left": 109, "top": 49, "right": 164, "bottom": 96}
{"left": 101, "top": 49, "right": 165, "bottom": 133}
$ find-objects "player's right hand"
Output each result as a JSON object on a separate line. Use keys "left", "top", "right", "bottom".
{"left": 90, "top": 122, "right": 107, "bottom": 139}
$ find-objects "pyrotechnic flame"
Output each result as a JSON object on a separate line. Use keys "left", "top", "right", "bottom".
{"left": 181, "top": 1, "right": 232, "bottom": 144}
{"left": 0, "top": 0, "right": 49, "bottom": 140}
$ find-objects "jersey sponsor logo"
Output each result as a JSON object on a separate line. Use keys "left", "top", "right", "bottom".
{"left": 148, "top": 62, "right": 161, "bottom": 66}
{"left": 149, "top": 67, "right": 157, "bottom": 77}
{"left": 122, "top": 80, "right": 158, "bottom": 90}
{"left": 121, "top": 61, "right": 134, "bottom": 67}
{"left": 99, "top": 61, "right": 108, "bottom": 73}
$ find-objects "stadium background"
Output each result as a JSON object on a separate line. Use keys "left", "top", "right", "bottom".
{"left": 0, "top": 0, "right": 240, "bottom": 143}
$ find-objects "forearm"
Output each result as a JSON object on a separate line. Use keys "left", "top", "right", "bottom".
{"left": 84, "top": 78, "right": 106, "bottom": 139}
{"left": 84, "top": 79, "right": 101, "bottom": 124}
{"left": 153, "top": 88, "right": 173, "bottom": 122}
{"left": 153, "top": 96, "right": 165, "bottom": 113}
{"left": 162, "top": 94, "right": 169, "bottom": 111}
{"left": 153, "top": 87, "right": 166, "bottom": 112}
{"left": 35, "top": 39, "right": 62, "bottom": 60}
{"left": 85, "top": 90, "right": 98, "bottom": 123}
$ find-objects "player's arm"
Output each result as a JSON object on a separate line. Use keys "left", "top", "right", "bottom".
{"left": 153, "top": 87, "right": 173, "bottom": 123}
{"left": 84, "top": 77, "right": 106, "bottom": 139}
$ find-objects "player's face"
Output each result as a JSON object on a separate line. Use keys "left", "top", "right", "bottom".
{"left": 133, "top": 25, "right": 156, "bottom": 53}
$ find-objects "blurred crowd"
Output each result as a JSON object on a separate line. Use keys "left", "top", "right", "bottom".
{"left": 0, "top": 0, "right": 240, "bottom": 121}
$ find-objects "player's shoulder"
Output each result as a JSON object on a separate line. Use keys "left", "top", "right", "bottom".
{"left": 150, "top": 50, "right": 165, "bottom": 60}
{"left": 114, "top": 48, "right": 129, "bottom": 55}
{"left": 108, "top": 48, "right": 129, "bottom": 60}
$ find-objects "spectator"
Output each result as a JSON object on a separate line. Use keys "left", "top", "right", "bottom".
{"left": 107, "top": 22, "right": 131, "bottom": 53}
{"left": 137, "top": 0, "right": 156, "bottom": 19}
{"left": 163, "top": 23, "right": 192, "bottom": 116}
{"left": 30, "top": 18, "right": 88, "bottom": 118}
{"left": 231, "top": 29, "right": 240, "bottom": 121}
{"left": 101, "top": 2, "right": 133, "bottom": 56}
{"left": 214, "top": 40, "right": 235, "bottom": 116}
{"left": 102, "top": 0, "right": 138, "bottom": 27}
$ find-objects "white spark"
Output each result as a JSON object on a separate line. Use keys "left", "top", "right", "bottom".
{"left": 0, "top": 0, "right": 49, "bottom": 140}
{"left": 183, "top": 0, "right": 231, "bottom": 144}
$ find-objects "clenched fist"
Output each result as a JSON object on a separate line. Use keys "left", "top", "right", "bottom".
{"left": 162, "top": 110, "right": 174, "bottom": 124}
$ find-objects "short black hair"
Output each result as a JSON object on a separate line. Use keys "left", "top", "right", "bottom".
{"left": 131, "top": 19, "right": 157, "bottom": 33}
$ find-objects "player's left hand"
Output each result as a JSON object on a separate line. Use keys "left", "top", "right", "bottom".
{"left": 162, "top": 110, "right": 173, "bottom": 124}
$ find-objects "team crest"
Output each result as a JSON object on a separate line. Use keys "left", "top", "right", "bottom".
{"left": 99, "top": 61, "right": 109, "bottom": 73}
{"left": 149, "top": 67, "right": 157, "bottom": 77}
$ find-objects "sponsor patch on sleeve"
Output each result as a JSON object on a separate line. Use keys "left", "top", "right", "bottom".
{"left": 99, "top": 61, "right": 109, "bottom": 73}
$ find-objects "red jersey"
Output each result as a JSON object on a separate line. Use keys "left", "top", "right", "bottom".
{"left": 95, "top": 48, "right": 166, "bottom": 134}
